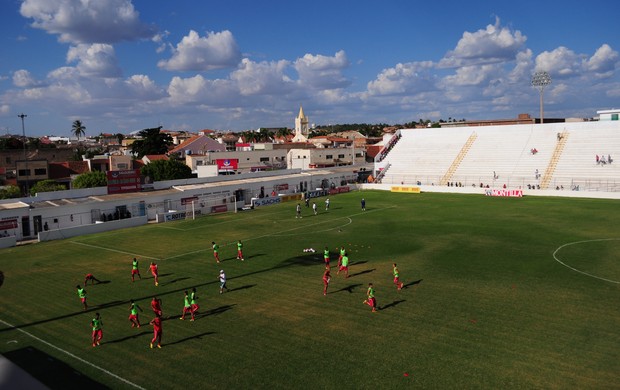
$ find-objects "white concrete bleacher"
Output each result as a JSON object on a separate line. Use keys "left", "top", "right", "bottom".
{"left": 451, "top": 125, "right": 560, "bottom": 188}
{"left": 551, "top": 122, "right": 620, "bottom": 191}
{"left": 380, "top": 128, "right": 473, "bottom": 185}
{"left": 378, "top": 121, "right": 620, "bottom": 192}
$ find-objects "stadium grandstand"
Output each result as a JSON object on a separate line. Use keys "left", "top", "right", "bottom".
{"left": 375, "top": 121, "right": 620, "bottom": 192}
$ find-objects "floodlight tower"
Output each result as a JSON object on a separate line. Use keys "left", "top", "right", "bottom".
{"left": 531, "top": 71, "right": 552, "bottom": 124}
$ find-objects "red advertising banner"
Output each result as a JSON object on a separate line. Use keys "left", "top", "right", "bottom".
{"left": 181, "top": 196, "right": 199, "bottom": 205}
{"left": 0, "top": 218, "right": 18, "bottom": 230}
{"left": 216, "top": 159, "right": 238, "bottom": 171}
{"left": 211, "top": 205, "right": 228, "bottom": 213}
{"left": 107, "top": 169, "right": 141, "bottom": 194}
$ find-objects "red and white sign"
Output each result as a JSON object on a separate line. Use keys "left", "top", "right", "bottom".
{"left": 486, "top": 189, "right": 523, "bottom": 197}
{"left": 0, "top": 218, "right": 18, "bottom": 230}
{"left": 216, "top": 159, "right": 238, "bottom": 171}
{"left": 107, "top": 169, "right": 141, "bottom": 194}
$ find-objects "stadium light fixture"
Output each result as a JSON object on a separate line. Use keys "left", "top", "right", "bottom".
{"left": 531, "top": 71, "right": 552, "bottom": 124}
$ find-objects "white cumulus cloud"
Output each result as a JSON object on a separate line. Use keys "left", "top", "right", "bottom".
{"left": 440, "top": 17, "right": 526, "bottom": 68}
{"left": 294, "top": 50, "right": 351, "bottom": 89}
{"left": 20, "top": 0, "right": 156, "bottom": 44}
{"left": 585, "top": 44, "right": 619, "bottom": 78}
{"left": 158, "top": 30, "right": 241, "bottom": 72}
{"left": 13, "top": 69, "right": 40, "bottom": 87}
{"left": 67, "top": 44, "right": 122, "bottom": 77}
{"left": 231, "top": 58, "right": 294, "bottom": 96}
{"left": 535, "top": 46, "right": 582, "bottom": 78}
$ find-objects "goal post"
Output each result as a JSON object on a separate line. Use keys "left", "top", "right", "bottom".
{"left": 185, "top": 193, "right": 238, "bottom": 221}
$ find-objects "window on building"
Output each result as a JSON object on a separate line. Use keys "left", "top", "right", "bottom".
{"left": 612, "top": 114, "right": 619, "bottom": 121}
{"left": 117, "top": 163, "right": 128, "bottom": 169}
{"left": 338, "top": 154, "right": 345, "bottom": 159}
{"left": 5, "top": 157, "right": 10, "bottom": 164}
{"left": 34, "top": 168, "right": 47, "bottom": 175}
{"left": 326, "top": 155, "right": 333, "bottom": 159}
{"left": 260, "top": 157, "right": 269, "bottom": 162}
{"left": 18, "top": 169, "right": 31, "bottom": 176}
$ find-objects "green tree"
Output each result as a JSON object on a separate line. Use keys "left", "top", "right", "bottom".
{"left": 130, "top": 126, "right": 173, "bottom": 158}
{"left": 72, "top": 171, "right": 107, "bottom": 189}
{"left": 29, "top": 180, "right": 66, "bottom": 196}
{"left": 0, "top": 185, "right": 21, "bottom": 199}
{"left": 72, "top": 120, "right": 86, "bottom": 140}
{"left": 141, "top": 159, "right": 193, "bottom": 182}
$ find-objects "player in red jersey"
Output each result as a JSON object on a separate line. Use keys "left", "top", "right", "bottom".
{"left": 322, "top": 265, "right": 331, "bottom": 296}
{"left": 84, "top": 273, "right": 101, "bottom": 285}
{"left": 149, "top": 261, "right": 159, "bottom": 286}
{"left": 151, "top": 296, "right": 162, "bottom": 317}
{"left": 149, "top": 314, "right": 163, "bottom": 349}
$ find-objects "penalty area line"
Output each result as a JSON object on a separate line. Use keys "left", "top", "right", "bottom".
{"left": 70, "top": 241, "right": 159, "bottom": 260}
{"left": 0, "top": 318, "right": 145, "bottom": 390}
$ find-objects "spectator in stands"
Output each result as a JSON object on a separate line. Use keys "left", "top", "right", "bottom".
{"left": 600, "top": 155, "right": 607, "bottom": 165}
{"left": 608, "top": 154, "right": 613, "bottom": 164}
{"left": 596, "top": 154, "right": 600, "bottom": 164}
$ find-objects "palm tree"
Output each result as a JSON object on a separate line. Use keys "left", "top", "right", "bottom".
{"left": 72, "top": 120, "right": 86, "bottom": 141}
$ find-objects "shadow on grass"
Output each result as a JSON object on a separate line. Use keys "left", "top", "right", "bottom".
{"left": 4, "top": 346, "right": 107, "bottom": 389}
{"left": 350, "top": 260, "right": 368, "bottom": 266}
{"left": 196, "top": 304, "right": 236, "bottom": 319}
{"left": 226, "top": 284, "right": 256, "bottom": 293}
{"left": 162, "top": 277, "right": 191, "bottom": 286}
{"left": 104, "top": 330, "right": 150, "bottom": 345}
{"left": 402, "top": 279, "right": 423, "bottom": 289}
{"left": 380, "top": 300, "right": 406, "bottom": 311}
{"left": 0, "top": 252, "right": 315, "bottom": 333}
{"left": 165, "top": 331, "right": 216, "bottom": 346}
{"left": 348, "top": 268, "right": 375, "bottom": 278}
{"left": 331, "top": 283, "right": 363, "bottom": 294}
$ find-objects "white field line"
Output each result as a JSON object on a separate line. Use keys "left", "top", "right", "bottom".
{"left": 552, "top": 238, "right": 620, "bottom": 284}
{"left": 70, "top": 241, "right": 158, "bottom": 260}
{"left": 0, "top": 318, "right": 145, "bottom": 390}
{"left": 153, "top": 208, "right": 294, "bottom": 232}
{"left": 70, "top": 206, "right": 394, "bottom": 262}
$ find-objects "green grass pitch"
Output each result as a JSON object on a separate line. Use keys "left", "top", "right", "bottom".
{"left": 1, "top": 190, "right": 619, "bottom": 389}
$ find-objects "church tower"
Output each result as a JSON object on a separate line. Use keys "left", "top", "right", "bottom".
{"left": 292, "top": 105, "right": 309, "bottom": 142}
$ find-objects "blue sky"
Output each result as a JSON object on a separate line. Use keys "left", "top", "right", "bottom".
{"left": 0, "top": 0, "right": 618, "bottom": 137}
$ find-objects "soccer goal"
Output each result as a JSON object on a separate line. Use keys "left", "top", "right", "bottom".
{"left": 183, "top": 192, "right": 238, "bottom": 220}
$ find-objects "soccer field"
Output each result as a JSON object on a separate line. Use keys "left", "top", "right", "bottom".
{"left": 1, "top": 190, "right": 619, "bottom": 389}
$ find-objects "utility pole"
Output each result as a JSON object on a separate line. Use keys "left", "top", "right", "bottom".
{"left": 18, "top": 113, "right": 29, "bottom": 195}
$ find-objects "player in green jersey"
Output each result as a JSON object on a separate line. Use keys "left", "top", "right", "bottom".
{"left": 128, "top": 299, "right": 143, "bottom": 328}
{"left": 236, "top": 240, "right": 245, "bottom": 261}
{"left": 392, "top": 263, "right": 404, "bottom": 290}
{"left": 180, "top": 291, "right": 194, "bottom": 321}
{"left": 212, "top": 241, "right": 221, "bottom": 263}
{"left": 91, "top": 313, "right": 103, "bottom": 347}
{"left": 77, "top": 284, "right": 87, "bottom": 310}
{"left": 363, "top": 283, "right": 377, "bottom": 312}
{"left": 131, "top": 257, "right": 141, "bottom": 282}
